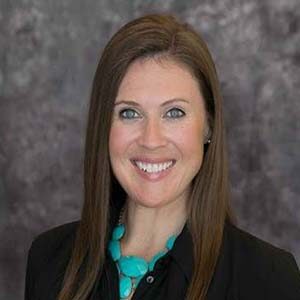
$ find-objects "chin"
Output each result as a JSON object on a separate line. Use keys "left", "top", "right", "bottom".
{"left": 127, "top": 193, "right": 175, "bottom": 209}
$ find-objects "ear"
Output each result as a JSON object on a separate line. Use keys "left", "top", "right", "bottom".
{"left": 204, "top": 125, "right": 211, "bottom": 144}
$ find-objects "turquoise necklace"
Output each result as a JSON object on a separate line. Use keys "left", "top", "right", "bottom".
{"left": 107, "top": 206, "right": 178, "bottom": 299}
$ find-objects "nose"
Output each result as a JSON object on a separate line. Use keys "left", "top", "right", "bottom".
{"left": 137, "top": 118, "right": 167, "bottom": 149}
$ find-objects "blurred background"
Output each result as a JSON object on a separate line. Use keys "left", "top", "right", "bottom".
{"left": 0, "top": 0, "right": 299, "bottom": 299}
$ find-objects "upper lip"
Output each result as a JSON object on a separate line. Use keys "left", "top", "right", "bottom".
{"left": 131, "top": 158, "right": 176, "bottom": 164}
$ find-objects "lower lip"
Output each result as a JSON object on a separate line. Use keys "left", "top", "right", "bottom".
{"left": 131, "top": 161, "right": 176, "bottom": 182}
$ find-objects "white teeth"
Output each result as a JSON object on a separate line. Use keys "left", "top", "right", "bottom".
{"left": 135, "top": 161, "right": 174, "bottom": 173}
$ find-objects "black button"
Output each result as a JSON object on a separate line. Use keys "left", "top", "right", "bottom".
{"left": 146, "top": 275, "right": 155, "bottom": 283}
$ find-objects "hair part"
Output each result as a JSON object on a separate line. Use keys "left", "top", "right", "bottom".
{"left": 58, "top": 13, "right": 236, "bottom": 300}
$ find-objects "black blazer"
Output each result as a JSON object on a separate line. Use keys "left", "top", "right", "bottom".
{"left": 25, "top": 219, "right": 300, "bottom": 300}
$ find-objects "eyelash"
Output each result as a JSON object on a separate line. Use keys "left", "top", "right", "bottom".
{"left": 118, "top": 107, "right": 186, "bottom": 120}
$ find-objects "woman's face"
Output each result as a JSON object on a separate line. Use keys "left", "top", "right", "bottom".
{"left": 109, "top": 58, "right": 209, "bottom": 209}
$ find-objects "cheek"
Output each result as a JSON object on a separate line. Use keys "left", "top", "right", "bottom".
{"left": 109, "top": 124, "right": 134, "bottom": 158}
{"left": 109, "top": 125, "right": 123, "bottom": 158}
{"left": 173, "top": 122, "right": 204, "bottom": 155}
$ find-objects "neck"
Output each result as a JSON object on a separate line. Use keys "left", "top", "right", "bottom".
{"left": 119, "top": 199, "right": 187, "bottom": 260}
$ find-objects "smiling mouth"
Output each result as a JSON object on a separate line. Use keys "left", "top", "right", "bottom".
{"left": 131, "top": 159, "right": 176, "bottom": 173}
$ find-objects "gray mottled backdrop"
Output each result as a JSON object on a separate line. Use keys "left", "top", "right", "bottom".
{"left": 0, "top": 0, "right": 299, "bottom": 299}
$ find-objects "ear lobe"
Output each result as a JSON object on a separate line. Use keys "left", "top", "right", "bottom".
{"left": 203, "top": 127, "right": 212, "bottom": 145}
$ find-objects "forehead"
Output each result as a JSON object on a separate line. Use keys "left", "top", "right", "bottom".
{"left": 116, "top": 58, "right": 203, "bottom": 105}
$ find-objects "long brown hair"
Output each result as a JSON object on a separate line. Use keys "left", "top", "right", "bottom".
{"left": 58, "top": 13, "right": 236, "bottom": 300}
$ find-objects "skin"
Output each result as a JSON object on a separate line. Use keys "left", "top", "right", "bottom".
{"left": 109, "top": 57, "right": 209, "bottom": 262}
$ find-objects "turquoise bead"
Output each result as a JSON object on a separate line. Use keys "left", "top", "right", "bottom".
{"left": 107, "top": 219, "right": 180, "bottom": 300}
{"left": 119, "top": 275, "right": 132, "bottom": 298}
{"left": 148, "top": 251, "right": 166, "bottom": 271}
{"left": 112, "top": 224, "right": 125, "bottom": 240}
{"left": 118, "top": 256, "right": 148, "bottom": 277}
{"left": 166, "top": 235, "right": 176, "bottom": 250}
{"left": 108, "top": 240, "right": 121, "bottom": 261}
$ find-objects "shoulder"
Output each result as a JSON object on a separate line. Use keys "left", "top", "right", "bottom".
{"left": 30, "top": 220, "right": 80, "bottom": 255}
{"left": 31, "top": 220, "right": 80, "bottom": 247}
{"left": 225, "top": 221, "right": 291, "bottom": 260}
{"left": 27, "top": 220, "right": 80, "bottom": 275}
{"left": 225, "top": 222, "right": 300, "bottom": 299}
{"left": 25, "top": 220, "right": 80, "bottom": 299}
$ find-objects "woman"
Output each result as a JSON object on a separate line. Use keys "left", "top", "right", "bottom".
{"left": 25, "top": 13, "right": 300, "bottom": 300}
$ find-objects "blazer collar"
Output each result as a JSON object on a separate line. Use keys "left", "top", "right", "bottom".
{"left": 168, "top": 222, "right": 194, "bottom": 281}
{"left": 169, "top": 219, "right": 233, "bottom": 299}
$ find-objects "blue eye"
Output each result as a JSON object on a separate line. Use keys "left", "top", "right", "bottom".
{"left": 118, "top": 107, "right": 185, "bottom": 120}
{"left": 119, "top": 108, "right": 139, "bottom": 119}
{"left": 166, "top": 108, "right": 185, "bottom": 119}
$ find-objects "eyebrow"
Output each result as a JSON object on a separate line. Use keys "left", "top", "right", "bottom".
{"left": 114, "top": 98, "right": 190, "bottom": 107}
